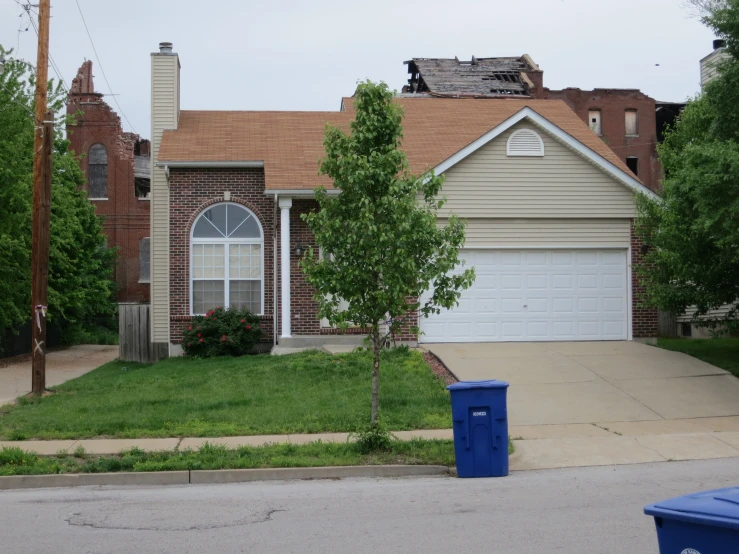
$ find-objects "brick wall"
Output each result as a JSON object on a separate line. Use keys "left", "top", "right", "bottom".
{"left": 168, "top": 168, "right": 275, "bottom": 343}
{"left": 630, "top": 220, "right": 659, "bottom": 338}
{"left": 281, "top": 200, "right": 321, "bottom": 335}
{"left": 67, "top": 62, "right": 150, "bottom": 303}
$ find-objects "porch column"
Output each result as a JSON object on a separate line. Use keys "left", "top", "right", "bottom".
{"left": 279, "top": 197, "right": 292, "bottom": 338}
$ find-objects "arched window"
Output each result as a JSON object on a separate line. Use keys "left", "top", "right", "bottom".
{"left": 506, "top": 129, "right": 545, "bottom": 157}
{"left": 191, "top": 203, "right": 263, "bottom": 315}
{"left": 88, "top": 144, "right": 108, "bottom": 199}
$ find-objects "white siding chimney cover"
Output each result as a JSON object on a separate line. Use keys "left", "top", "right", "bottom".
{"left": 507, "top": 128, "right": 545, "bottom": 157}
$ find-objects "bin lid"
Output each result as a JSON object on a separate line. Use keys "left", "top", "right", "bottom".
{"left": 446, "top": 380, "right": 509, "bottom": 391}
{"left": 644, "top": 487, "right": 739, "bottom": 530}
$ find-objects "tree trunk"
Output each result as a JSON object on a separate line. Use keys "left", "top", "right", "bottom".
{"left": 370, "top": 325, "right": 381, "bottom": 427}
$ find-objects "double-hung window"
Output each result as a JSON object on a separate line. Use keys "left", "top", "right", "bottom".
{"left": 190, "top": 203, "right": 263, "bottom": 315}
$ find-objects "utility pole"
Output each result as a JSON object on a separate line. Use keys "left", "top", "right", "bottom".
{"left": 31, "top": 0, "right": 52, "bottom": 395}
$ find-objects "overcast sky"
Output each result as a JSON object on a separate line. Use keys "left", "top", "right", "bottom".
{"left": 1, "top": 0, "right": 716, "bottom": 137}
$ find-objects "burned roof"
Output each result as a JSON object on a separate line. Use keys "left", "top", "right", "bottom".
{"left": 404, "top": 55, "right": 541, "bottom": 98}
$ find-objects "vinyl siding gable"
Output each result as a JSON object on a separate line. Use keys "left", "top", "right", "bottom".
{"left": 438, "top": 122, "right": 637, "bottom": 219}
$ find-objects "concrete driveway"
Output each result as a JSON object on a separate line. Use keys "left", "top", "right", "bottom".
{"left": 0, "top": 345, "right": 119, "bottom": 406}
{"left": 426, "top": 341, "right": 739, "bottom": 426}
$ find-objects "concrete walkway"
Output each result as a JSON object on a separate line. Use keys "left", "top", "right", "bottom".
{"left": 0, "top": 345, "right": 119, "bottom": 406}
{"left": 425, "top": 341, "right": 739, "bottom": 425}
{"left": 3, "top": 417, "right": 739, "bottom": 471}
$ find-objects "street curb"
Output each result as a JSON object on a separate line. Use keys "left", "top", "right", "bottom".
{"left": 0, "top": 471, "right": 189, "bottom": 490}
{"left": 0, "top": 466, "right": 450, "bottom": 490}
{"left": 190, "top": 465, "right": 450, "bottom": 484}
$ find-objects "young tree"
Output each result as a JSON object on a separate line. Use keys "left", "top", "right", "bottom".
{"left": 301, "top": 81, "right": 474, "bottom": 427}
{"left": 635, "top": 0, "right": 739, "bottom": 330}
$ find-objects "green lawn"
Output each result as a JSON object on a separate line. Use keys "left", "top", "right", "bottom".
{"left": 657, "top": 338, "right": 739, "bottom": 377}
{"left": 0, "top": 348, "right": 451, "bottom": 440}
{"left": 0, "top": 439, "right": 457, "bottom": 476}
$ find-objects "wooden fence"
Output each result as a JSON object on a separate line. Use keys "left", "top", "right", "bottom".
{"left": 119, "top": 303, "right": 159, "bottom": 363}
{"left": 658, "top": 310, "right": 678, "bottom": 338}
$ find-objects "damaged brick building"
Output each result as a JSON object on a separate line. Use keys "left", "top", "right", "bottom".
{"left": 403, "top": 55, "right": 683, "bottom": 192}
{"left": 66, "top": 61, "right": 151, "bottom": 302}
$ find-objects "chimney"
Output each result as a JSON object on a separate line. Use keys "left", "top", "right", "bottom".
{"left": 521, "top": 54, "right": 544, "bottom": 99}
{"left": 149, "top": 42, "right": 181, "bottom": 353}
{"left": 713, "top": 39, "right": 726, "bottom": 50}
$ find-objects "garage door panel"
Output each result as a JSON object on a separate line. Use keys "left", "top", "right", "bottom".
{"left": 420, "top": 249, "right": 628, "bottom": 343}
{"left": 578, "top": 297, "right": 598, "bottom": 313}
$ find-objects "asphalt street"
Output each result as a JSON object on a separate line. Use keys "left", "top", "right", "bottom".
{"left": 1, "top": 459, "right": 737, "bottom": 553}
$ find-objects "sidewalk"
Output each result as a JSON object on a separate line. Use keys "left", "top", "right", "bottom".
{"left": 2, "top": 417, "right": 739, "bottom": 471}
{"left": 0, "top": 345, "right": 119, "bottom": 406}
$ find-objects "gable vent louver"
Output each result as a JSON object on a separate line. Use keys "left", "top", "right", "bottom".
{"left": 506, "top": 129, "right": 545, "bottom": 157}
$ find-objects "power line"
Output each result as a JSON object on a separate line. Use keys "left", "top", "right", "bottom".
{"left": 74, "top": 0, "right": 138, "bottom": 134}
{"left": 25, "top": 7, "right": 69, "bottom": 93}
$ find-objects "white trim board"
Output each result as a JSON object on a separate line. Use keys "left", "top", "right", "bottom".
{"left": 431, "top": 107, "right": 660, "bottom": 201}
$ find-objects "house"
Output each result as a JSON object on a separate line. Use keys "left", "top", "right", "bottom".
{"left": 67, "top": 61, "right": 151, "bottom": 303}
{"left": 148, "top": 42, "right": 659, "bottom": 357}
{"left": 403, "top": 55, "right": 681, "bottom": 192}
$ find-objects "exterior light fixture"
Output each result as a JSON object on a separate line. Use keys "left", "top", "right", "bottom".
{"left": 295, "top": 244, "right": 308, "bottom": 257}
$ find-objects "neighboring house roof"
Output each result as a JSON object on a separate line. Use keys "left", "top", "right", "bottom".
{"left": 158, "top": 97, "right": 645, "bottom": 194}
{"left": 404, "top": 56, "right": 540, "bottom": 97}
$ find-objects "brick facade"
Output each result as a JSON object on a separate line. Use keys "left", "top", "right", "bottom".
{"left": 630, "top": 220, "right": 659, "bottom": 338}
{"left": 168, "top": 168, "right": 276, "bottom": 343}
{"left": 67, "top": 60, "right": 150, "bottom": 303}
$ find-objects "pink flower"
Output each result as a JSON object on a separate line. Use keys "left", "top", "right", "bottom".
{"left": 240, "top": 319, "right": 245, "bottom": 323}
{"left": 188, "top": 326, "right": 192, "bottom": 331}
{"left": 246, "top": 325, "right": 252, "bottom": 330}
{"left": 221, "top": 335, "right": 227, "bottom": 341}
{"left": 199, "top": 338, "right": 204, "bottom": 343}
{"left": 197, "top": 333, "right": 202, "bottom": 338}
{"left": 187, "top": 343, "right": 191, "bottom": 347}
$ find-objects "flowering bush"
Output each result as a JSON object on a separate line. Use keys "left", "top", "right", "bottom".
{"left": 181, "top": 306, "right": 262, "bottom": 357}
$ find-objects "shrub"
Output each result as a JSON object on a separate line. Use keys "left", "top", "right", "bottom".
{"left": 350, "top": 420, "right": 394, "bottom": 454}
{"left": 181, "top": 306, "right": 262, "bottom": 357}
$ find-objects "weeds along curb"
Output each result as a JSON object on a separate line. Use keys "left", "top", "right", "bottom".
{"left": 0, "top": 465, "right": 451, "bottom": 490}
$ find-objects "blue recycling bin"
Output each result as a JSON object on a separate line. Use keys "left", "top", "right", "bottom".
{"left": 644, "top": 486, "right": 739, "bottom": 553}
{"left": 446, "top": 380, "right": 509, "bottom": 478}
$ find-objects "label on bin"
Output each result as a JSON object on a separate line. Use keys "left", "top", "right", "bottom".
{"left": 681, "top": 549, "right": 700, "bottom": 554}
{"left": 472, "top": 411, "right": 487, "bottom": 417}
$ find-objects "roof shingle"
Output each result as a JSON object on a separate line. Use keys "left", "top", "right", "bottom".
{"left": 158, "top": 98, "right": 636, "bottom": 190}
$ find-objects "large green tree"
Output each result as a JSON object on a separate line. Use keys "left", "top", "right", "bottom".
{"left": 0, "top": 49, "right": 116, "bottom": 342}
{"left": 301, "top": 81, "right": 474, "bottom": 426}
{"left": 635, "top": 1, "right": 739, "bottom": 329}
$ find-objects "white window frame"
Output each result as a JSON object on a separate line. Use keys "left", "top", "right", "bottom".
{"left": 189, "top": 202, "right": 264, "bottom": 316}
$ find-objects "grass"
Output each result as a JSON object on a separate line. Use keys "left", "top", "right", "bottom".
{"left": 0, "top": 348, "right": 451, "bottom": 440}
{"left": 0, "top": 439, "right": 456, "bottom": 476}
{"left": 657, "top": 337, "right": 739, "bottom": 378}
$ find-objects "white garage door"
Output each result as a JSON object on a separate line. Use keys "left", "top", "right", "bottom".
{"left": 420, "top": 249, "right": 628, "bottom": 343}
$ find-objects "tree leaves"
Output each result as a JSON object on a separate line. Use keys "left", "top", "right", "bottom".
{"left": 0, "top": 50, "right": 116, "bottom": 337}
{"left": 635, "top": 4, "right": 739, "bottom": 328}
{"left": 301, "top": 80, "right": 474, "bottom": 335}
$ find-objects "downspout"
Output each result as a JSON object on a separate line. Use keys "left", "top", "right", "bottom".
{"left": 273, "top": 196, "right": 278, "bottom": 347}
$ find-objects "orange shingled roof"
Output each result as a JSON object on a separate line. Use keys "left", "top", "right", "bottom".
{"left": 158, "top": 98, "right": 638, "bottom": 190}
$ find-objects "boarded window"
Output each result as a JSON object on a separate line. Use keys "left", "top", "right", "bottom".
{"left": 625, "top": 110, "right": 638, "bottom": 136}
{"left": 626, "top": 156, "right": 638, "bottom": 176}
{"left": 139, "top": 237, "right": 150, "bottom": 283}
{"left": 88, "top": 144, "right": 108, "bottom": 199}
{"left": 588, "top": 109, "right": 602, "bottom": 135}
